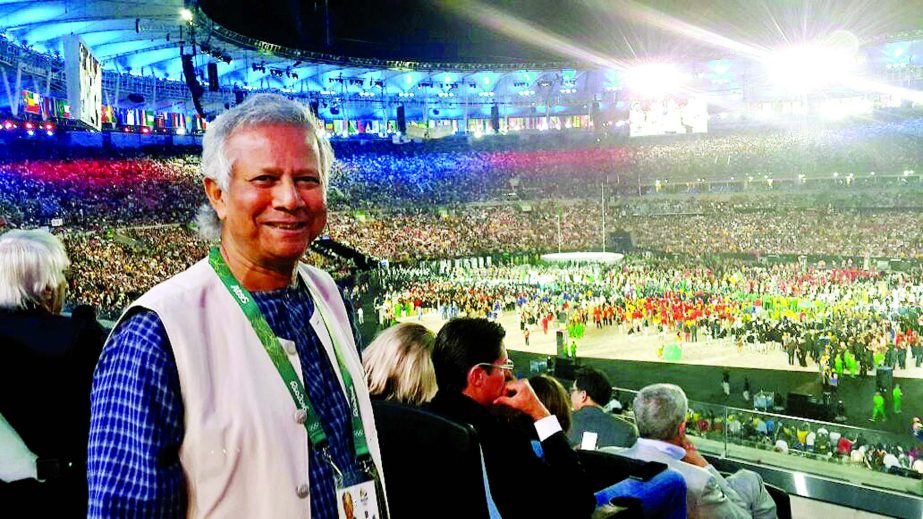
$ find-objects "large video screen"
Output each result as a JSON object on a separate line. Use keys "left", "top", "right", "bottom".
{"left": 628, "top": 96, "right": 708, "bottom": 137}
{"left": 65, "top": 36, "right": 103, "bottom": 131}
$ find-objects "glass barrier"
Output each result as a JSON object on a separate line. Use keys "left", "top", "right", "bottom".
{"left": 606, "top": 386, "right": 923, "bottom": 497}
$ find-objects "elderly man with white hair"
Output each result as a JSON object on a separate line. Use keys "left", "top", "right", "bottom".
{"left": 0, "top": 229, "right": 104, "bottom": 517}
{"left": 88, "top": 94, "right": 387, "bottom": 519}
{"left": 613, "top": 384, "right": 777, "bottom": 519}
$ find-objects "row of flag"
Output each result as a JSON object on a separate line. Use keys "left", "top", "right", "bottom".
{"left": 21, "top": 90, "right": 206, "bottom": 130}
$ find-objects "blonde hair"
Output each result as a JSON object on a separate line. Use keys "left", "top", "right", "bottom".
{"left": 363, "top": 323, "right": 437, "bottom": 405}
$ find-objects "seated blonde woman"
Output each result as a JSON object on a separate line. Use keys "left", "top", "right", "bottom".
{"left": 363, "top": 322, "right": 437, "bottom": 405}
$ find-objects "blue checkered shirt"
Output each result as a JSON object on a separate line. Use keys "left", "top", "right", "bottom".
{"left": 88, "top": 284, "right": 359, "bottom": 518}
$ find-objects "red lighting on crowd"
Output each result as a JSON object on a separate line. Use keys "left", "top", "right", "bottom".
{"left": 24, "top": 122, "right": 34, "bottom": 130}
{"left": 141, "top": 126, "right": 151, "bottom": 134}
{"left": 123, "top": 126, "right": 132, "bottom": 132}
{"left": 44, "top": 123, "right": 54, "bottom": 131}
{"left": 3, "top": 121, "right": 14, "bottom": 130}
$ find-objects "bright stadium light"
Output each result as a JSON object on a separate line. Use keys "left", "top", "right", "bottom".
{"left": 624, "top": 63, "right": 686, "bottom": 97}
{"left": 766, "top": 36, "right": 860, "bottom": 92}
{"left": 180, "top": 8, "right": 193, "bottom": 21}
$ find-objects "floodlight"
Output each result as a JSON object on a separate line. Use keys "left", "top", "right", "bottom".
{"left": 624, "top": 64, "right": 686, "bottom": 97}
{"left": 766, "top": 42, "right": 859, "bottom": 91}
{"left": 180, "top": 8, "right": 193, "bottom": 22}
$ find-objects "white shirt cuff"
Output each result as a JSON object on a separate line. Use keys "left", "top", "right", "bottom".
{"left": 534, "top": 415, "right": 563, "bottom": 442}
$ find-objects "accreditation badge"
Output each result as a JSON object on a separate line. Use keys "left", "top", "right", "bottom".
{"left": 335, "top": 471, "right": 382, "bottom": 519}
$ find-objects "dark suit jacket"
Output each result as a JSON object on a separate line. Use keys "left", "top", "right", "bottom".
{"left": 0, "top": 306, "right": 105, "bottom": 518}
{"left": 427, "top": 392, "right": 596, "bottom": 519}
{"left": 568, "top": 406, "right": 639, "bottom": 449}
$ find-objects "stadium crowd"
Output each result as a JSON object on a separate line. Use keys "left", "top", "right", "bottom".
{"left": 0, "top": 155, "right": 202, "bottom": 229}
{"left": 1, "top": 118, "right": 922, "bottom": 230}
{"left": 32, "top": 194, "right": 919, "bottom": 320}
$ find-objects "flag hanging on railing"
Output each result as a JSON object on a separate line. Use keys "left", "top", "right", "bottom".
{"left": 101, "top": 105, "right": 116, "bottom": 124}
{"left": 21, "top": 90, "right": 41, "bottom": 115}
{"left": 42, "top": 97, "right": 55, "bottom": 119}
{"left": 55, "top": 100, "right": 72, "bottom": 119}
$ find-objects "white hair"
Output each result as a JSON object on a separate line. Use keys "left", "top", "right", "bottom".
{"left": 633, "top": 383, "right": 689, "bottom": 441}
{"left": 0, "top": 229, "right": 70, "bottom": 310}
{"left": 197, "top": 93, "right": 334, "bottom": 241}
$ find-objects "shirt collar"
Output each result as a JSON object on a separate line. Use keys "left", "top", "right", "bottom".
{"left": 636, "top": 437, "right": 686, "bottom": 460}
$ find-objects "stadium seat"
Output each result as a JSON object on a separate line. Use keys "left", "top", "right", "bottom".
{"left": 371, "top": 400, "right": 490, "bottom": 519}
{"left": 764, "top": 482, "right": 792, "bottom": 519}
{"left": 578, "top": 450, "right": 687, "bottom": 519}
{"left": 578, "top": 449, "right": 668, "bottom": 489}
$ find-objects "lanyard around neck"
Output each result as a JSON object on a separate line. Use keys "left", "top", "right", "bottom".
{"left": 208, "top": 247, "right": 370, "bottom": 461}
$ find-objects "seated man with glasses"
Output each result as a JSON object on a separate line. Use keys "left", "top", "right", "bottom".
{"left": 568, "top": 367, "right": 638, "bottom": 449}
{"left": 428, "top": 317, "right": 596, "bottom": 519}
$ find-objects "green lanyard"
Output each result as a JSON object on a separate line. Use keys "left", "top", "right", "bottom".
{"left": 208, "top": 247, "right": 370, "bottom": 462}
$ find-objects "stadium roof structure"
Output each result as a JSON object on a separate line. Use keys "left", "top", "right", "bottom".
{"left": 0, "top": 0, "right": 920, "bottom": 119}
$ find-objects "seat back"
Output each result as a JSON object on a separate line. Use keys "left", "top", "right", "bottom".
{"left": 577, "top": 449, "right": 668, "bottom": 489}
{"left": 580, "top": 450, "right": 687, "bottom": 519}
{"left": 372, "top": 400, "right": 489, "bottom": 519}
{"left": 764, "top": 482, "right": 792, "bottom": 519}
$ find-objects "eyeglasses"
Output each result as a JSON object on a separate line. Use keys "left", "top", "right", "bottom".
{"left": 476, "top": 360, "right": 515, "bottom": 372}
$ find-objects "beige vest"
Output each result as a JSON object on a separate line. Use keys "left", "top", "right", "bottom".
{"left": 122, "top": 258, "right": 387, "bottom": 518}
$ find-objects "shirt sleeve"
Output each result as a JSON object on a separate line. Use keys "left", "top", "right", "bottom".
{"left": 533, "top": 415, "right": 563, "bottom": 442}
{"left": 697, "top": 465, "right": 752, "bottom": 519}
{"left": 87, "top": 310, "right": 187, "bottom": 518}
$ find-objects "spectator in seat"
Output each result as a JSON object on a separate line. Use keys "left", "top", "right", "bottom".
{"left": 363, "top": 322, "right": 437, "bottom": 405}
{"left": 529, "top": 374, "right": 573, "bottom": 434}
{"left": 619, "top": 383, "right": 778, "bottom": 519}
{"left": 568, "top": 367, "right": 638, "bottom": 449}
{"left": 0, "top": 229, "right": 104, "bottom": 517}
{"left": 428, "top": 317, "right": 596, "bottom": 518}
